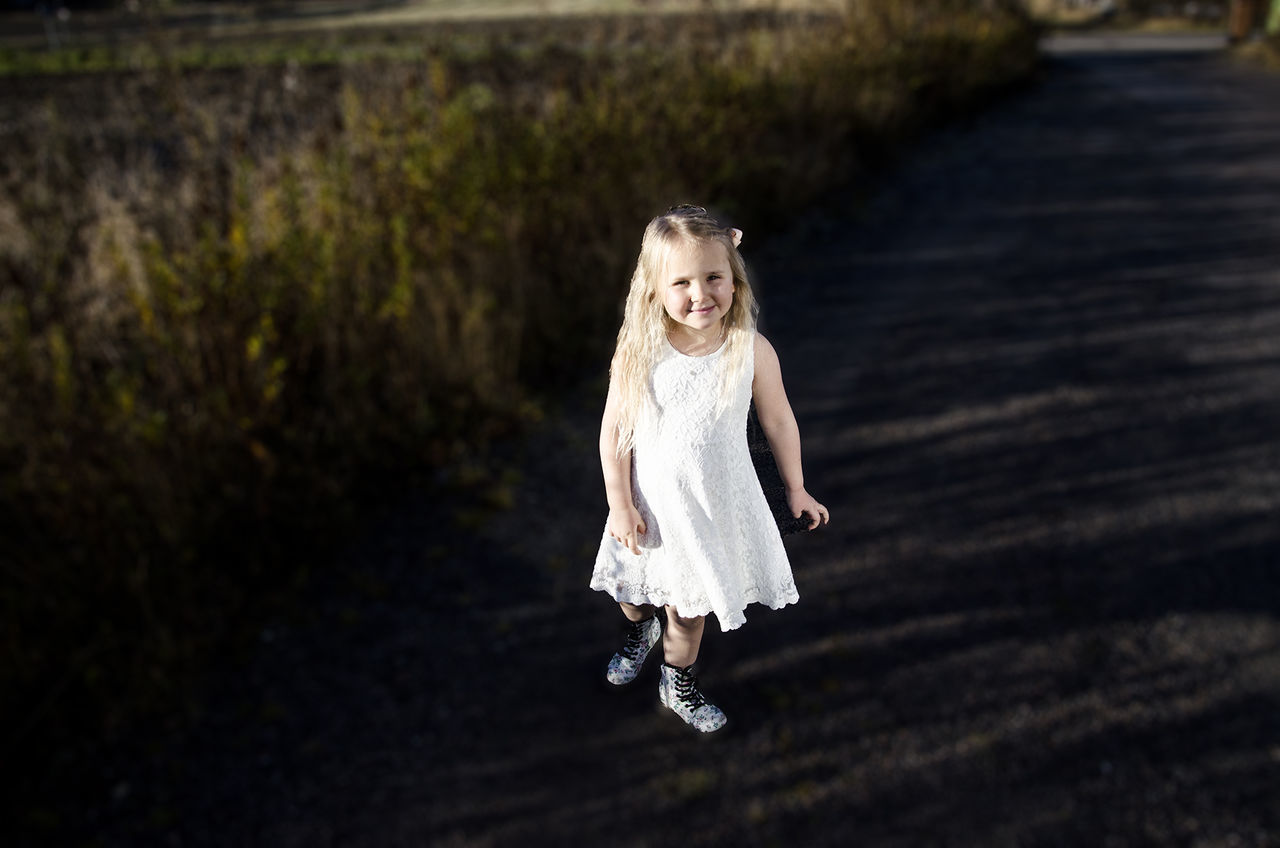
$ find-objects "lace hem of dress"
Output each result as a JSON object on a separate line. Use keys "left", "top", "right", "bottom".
{"left": 589, "top": 576, "right": 799, "bottom": 632}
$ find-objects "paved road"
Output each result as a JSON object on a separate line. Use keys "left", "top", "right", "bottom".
{"left": 87, "top": 34, "right": 1280, "bottom": 848}
{"left": 1042, "top": 30, "right": 1229, "bottom": 54}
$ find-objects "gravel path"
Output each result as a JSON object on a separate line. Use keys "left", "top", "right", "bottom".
{"left": 84, "top": 34, "right": 1280, "bottom": 848}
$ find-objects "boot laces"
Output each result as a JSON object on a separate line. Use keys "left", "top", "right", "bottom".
{"left": 672, "top": 666, "right": 707, "bottom": 710}
{"left": 619, "top": 617, "right": 653, "bottom": 662}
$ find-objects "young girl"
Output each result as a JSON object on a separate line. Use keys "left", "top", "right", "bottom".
{"left": 589, "top": 204, "right": 829, "bottom": 733}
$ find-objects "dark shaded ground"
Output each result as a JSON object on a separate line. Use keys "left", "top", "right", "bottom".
{"left": 76, "top": 34, "right": 1280, "bottom": 848}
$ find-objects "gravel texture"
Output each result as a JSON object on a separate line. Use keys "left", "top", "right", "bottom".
{"left": 75, "top": 34, "right": 1280, "bottom": 848}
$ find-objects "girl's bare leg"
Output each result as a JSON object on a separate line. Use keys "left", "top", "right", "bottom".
{"left": 663, "top": 606, "right": 705, "bottom": 667}
{"left": 620, "top": 601, "right": 655, "bottom": 622}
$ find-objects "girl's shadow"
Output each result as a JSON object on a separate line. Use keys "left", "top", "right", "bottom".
{"left": 748, "top": 400, "right": 812, "bottom": 538}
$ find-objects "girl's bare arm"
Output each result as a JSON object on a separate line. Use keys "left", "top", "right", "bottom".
{"left": 752, "top": 334, "right": 830, "bottom": 530}
{"left": 600, "top": 370, "right": 646, "bottom": 554}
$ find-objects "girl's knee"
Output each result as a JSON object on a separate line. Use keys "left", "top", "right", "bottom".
{"left": 665, "top": 607, "right": 704, "bottom": 630}
{"left": 620, "top": 602, "right": 655, "bottom": 621}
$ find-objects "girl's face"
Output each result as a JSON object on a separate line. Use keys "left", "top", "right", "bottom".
{"left": 659, "top": 239, "right": 735, "bottom": 338}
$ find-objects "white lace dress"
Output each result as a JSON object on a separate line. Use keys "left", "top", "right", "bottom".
{"left": 589, "top": 334, "right": 799, "bottom": 632}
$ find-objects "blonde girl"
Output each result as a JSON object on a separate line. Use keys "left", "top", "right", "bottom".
{"left": 589, "top": 204, "right": 829, "bottom": 732}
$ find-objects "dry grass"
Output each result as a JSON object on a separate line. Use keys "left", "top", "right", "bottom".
{"left": 0, "top": 0, "right": 846, "bottom": 52}
{"left": 1234, "top": 35, "right": 1280, "bottom": 68}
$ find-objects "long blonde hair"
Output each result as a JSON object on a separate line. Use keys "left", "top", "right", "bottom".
{"left": 611, "top": 205, "right": 758, "bottom": 456}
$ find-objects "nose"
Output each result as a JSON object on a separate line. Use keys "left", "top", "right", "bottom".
{"left": 689, "top": 280, "right": 707, "bottom": 301}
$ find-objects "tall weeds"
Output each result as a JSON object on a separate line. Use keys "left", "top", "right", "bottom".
{"left": 0, "top": 0, "right": 1038, "bottom": 817}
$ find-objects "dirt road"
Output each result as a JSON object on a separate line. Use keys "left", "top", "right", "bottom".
{"left": 85, "top": 33, "right": 1280, "bottom": 848}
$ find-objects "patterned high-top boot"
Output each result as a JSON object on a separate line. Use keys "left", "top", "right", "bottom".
{"left": 658, "top": 662, "right": 727, "bottom": 732}
{"left": 606, "top": 614, "right": 663, "bottom": 685}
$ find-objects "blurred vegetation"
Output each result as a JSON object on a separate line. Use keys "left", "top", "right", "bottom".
{"left": 1251, "top": 35, "right": 1280, "bottom": 66}
{"left": 1237, "top": 28, "right": 1280, "bottom": 67}
{"left": 0, "top": 0, "right": 1038, "bottom": 829}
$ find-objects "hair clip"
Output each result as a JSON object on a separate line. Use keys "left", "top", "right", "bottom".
{"left": 729, "top": 228, "right": 743, "bottom": 248}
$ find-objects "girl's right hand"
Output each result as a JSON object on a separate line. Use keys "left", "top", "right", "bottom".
{"left": 607, "top": 506, "right": 647, "bottom": 556}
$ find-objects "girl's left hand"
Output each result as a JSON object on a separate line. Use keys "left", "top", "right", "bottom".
{"left": 787, "top": 488, "right": 830, "bottom": 531}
